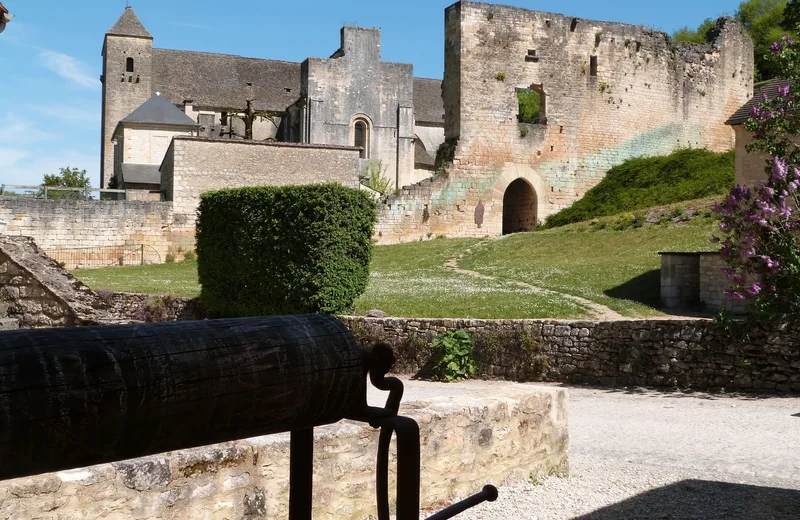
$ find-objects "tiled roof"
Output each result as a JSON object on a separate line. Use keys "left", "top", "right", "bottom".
{"left": 107, "top": 7, "right": 152, "bottom": 39}
{"left": 152, "top": 49, "right": 302, "bottom": 113}
{"left": 413, "top": 78, "right": 444, "bottom": 125}
{"left": 120, "top": 94, "right": 199, "bottom": 126}
{"left": 726, "top": 79, "right": 788, "bottom": 126}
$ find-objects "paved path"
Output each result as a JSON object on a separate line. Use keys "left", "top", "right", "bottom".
{"left": 383, "top": 381, "right": 800, "bottom": 519}
{"left": 444, "top": 239, "right": 625, "bottom": 321}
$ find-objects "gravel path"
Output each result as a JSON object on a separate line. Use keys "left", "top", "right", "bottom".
{"left": 380, "top": 381, "right": 800, "bottom": 519}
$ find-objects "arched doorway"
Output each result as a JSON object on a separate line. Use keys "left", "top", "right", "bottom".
{"left": 502, "top": 178, "right": 537, "bottom": 234}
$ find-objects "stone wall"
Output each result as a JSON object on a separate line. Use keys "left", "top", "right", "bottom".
{"left": 161, "top": 137, "right": 362, "bottom": 225}
{"left": 0, "top": 383, "right": 567, "bottom": 520}
{"left": 0, "top": 197, "right": 191, "bottom": 262}
{"left": 375, "top": 2, "right": 754, "bottom": 243}
{"left": 342, "top": 316, "right": 800, "bottom": 393}
{"left": 0, "top": 237, "right": 119, "bottom": 327}
{"left": 660, "top": 252, "right": 748, "bottom": 313}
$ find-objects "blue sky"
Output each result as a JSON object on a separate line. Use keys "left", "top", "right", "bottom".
{"left": 1, "top": 0, "right": 741, "bottom": 188}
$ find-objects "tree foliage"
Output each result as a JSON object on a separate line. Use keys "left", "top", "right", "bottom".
{"left": 671, "top": 18, "right": 717, "bottom": 44}
{"left": 226, "top": 99, "right": 277, "bottom": 140}
{"left": 715, "top": 35, "right": 800, "bottom": 322}
{"left": 737, "top": 0, "right": 790, "bottom": 80}
{"left": 43, "top": 167, "right": 91, "bottom": 188}
{"left": 517, "top": 89, "right": 541, "bottom": 124}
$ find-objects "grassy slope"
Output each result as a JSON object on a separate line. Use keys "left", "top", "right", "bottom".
{"left": 77, "top": 261, "right": 201, "bottom": 297}
{"left": 544, "top": 148, "right": 733, "bottom": 228}
{"left": 459, "top": 220, "right": 718, "bottom": 317}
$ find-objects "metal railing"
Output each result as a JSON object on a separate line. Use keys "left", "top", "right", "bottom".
{"left": 0, "top": 185, "right": 161, "bottom": 201}
{"left": 45, "top": 244, "right": 162, "bottom": 270}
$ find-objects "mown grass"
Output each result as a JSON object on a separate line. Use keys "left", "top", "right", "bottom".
{"left": 543, "top": 148, "right": 733, "bottom": 228}
{"left": 459, "top": 220, "right": 718, "bottom": 317}
{"left": 76, "top": 261, "right": 201, "bottom": 297}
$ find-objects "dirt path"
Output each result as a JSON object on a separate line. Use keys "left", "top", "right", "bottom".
{"left": 444, "top": 239, "right": 624, "bottom": 321}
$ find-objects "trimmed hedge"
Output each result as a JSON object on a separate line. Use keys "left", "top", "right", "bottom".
{"left": 543, "top": 148, "right": 734, "bottom": 228}
{"left": 196, "top": 184, "right": 377, "bottom": 317}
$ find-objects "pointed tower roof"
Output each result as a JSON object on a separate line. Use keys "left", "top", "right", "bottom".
{"left": 120, "top": 94, "right": 199, "bottom": 127}
{"left": 107, "top": 6, "right": 152, "bottom": 39}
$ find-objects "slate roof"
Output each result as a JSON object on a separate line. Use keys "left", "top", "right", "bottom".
{"left": 120, "top": 94, "right": 199, "bottom": 127}
{"left": 152, "top": 49, "right": 303, "bottom": 113}
{"left": 107, "top": 7, "right": 152, "bottom": 39}
{"left": 414, "top": 139, "right": 436, "bottom": 169}
{"left": 413, "top": 78, "right": 444, "bottom": 125}
{"left": 726, "top": 79, "right": 788, "bottom": 126}
{"left": 120, "top": 163, "right": 161, "bottom": 185}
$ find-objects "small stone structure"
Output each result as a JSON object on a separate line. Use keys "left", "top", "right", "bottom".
{"left": 659, "top": 251, "right": 747, "bottom": 313}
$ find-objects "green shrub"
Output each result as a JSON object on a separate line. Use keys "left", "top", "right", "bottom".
{"left": 432, "top": 330, "right": 477, "bottom": 382}
{"left": 165, "top": 253, "right": 176, "bottom": 264}
{"left": 544, "top": 148, "right": 734, "bottom": 228}
{"left": 197, "top": 183, "right": 377, "bottom": 317}
{"left": 183, "top": 250, "right": 196, "bottom": 262}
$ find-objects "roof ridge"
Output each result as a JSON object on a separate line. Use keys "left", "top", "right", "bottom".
{"left": 107, "top": 6, "right": 152, "bottom": 39}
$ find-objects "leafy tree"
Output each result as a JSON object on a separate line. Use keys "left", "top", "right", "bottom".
{"left": 517, "top": 89, "right": 541, "bottom": 124}
{"left": 782, "top": 0, "right": 800, "bottom": 31}
{"left": 671, "top": 18, "right": 717, "bottom": 44}
{"left": 714, "top": 35, "right": 800, "bottom": 323}
{"left": 737, "top": 0, "right": 791, "bottom": 80}
{"left": 226, "top": 99, "right": 277, "bottom": 140}
{"left": 40, "top": 167, "right": 91, "bottom": 199}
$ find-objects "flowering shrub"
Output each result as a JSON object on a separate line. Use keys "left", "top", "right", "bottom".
{"left": 715, "top": 35, "right": 800, "bottom": 321}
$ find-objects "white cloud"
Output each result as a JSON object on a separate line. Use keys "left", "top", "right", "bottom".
{"left": 30, "top": 105, "right": 98, "bottom": 124}
{"left": 0, "top": 148, "right": 30, "bottom": 169}
{"left": 0, "top": 116, "right": 54, "bottom": 146}
{"left": 39, "top": 50, "right": 99, "bottom": 91}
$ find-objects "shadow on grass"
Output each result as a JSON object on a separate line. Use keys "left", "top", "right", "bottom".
{"left": 572, "top": 480, "right": 800, "bottom": 519}
{"left": 603, "top": 269, "right": 661, "bottom": 309}
{"left": 604, "top": 269, "right": 716, "bottom": 317}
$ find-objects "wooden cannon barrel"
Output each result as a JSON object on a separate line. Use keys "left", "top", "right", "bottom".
{"left": 0, "top": 315, "right": 368, "bottom": 481}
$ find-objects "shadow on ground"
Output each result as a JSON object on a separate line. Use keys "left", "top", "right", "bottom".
{"left": 573, "top": 480, "right": 800, "bottom": 519}
{"left": 605, "top": 269, "right": 716, "bottom": 318}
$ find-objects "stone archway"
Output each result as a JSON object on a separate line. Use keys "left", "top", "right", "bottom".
{"left": 502, "top": 178, "right": 537, "bottom": 234}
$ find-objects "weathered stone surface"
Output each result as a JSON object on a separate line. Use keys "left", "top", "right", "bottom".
{"left": 342, "top": 316, "right": 800, "bottom": 394}
{"left": 0, "top": 385, "right": 567, "bottom": 520}
{"left": 366, "top": 309, "right": 388, "bottom": 318}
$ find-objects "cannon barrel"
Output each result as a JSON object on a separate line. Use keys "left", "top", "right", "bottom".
{"left": 0, "top": 315, "right": 368, "bottom": 481}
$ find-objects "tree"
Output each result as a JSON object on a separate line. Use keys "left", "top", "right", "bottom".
{"left": 517, "top": 89, "right": 541, "bottom": 124}
{"left": 41, "top": 167, "right": 91, "bottom": 200}
{"left": 736, "top": 0, "right": 791, "bottom": 80}
{"left": 671, "top": 18, "right": 717, "bottom": 44}
{"left": 226, "top": 99, "right": 277, "bottom": 140}
{"left": 714, "top": 35, "right": 800, "bottom": 322}
{"left": 782, "top": 0, "right": 800, "bottom": 31}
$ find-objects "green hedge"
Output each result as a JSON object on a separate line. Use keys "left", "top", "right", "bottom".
{"left": 196, "top": 184, "right": 377, "bottom": 317}
{"left": 543, "top": 148, "right": 734, "bottom": 228}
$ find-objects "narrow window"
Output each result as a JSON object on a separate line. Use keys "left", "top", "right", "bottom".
{"left": 126, "top": 57, "right": 134, "bottom": 73}
{"left": 590, "top": 56, "right": 598, "bottom": 76}
{"left": 220, "top": 111, "right": 228, "bottom": 126}
{"left": 354, "top": 120, "right": 368, "bottom": 159}
{"left": 517, "top": 85, "right": 546, "bottom": 125}
{"left": 570, "top": 18, "right": 578, "bottom": 32}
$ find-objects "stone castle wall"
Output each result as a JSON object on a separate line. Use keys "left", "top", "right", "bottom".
{"left": 161, "top": 137, "right": 362, "bottom": 224}
{"left": 0, "top": 198, "right": 191, "bottom": 263}
{"left": 375, "top": 1, "right": 754, "bottom": 243}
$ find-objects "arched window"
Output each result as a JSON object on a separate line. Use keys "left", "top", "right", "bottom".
{"left": 353, "top": 119, "right": 369, "bottom": 159}
{"left": 126, "top": 57, "right": 135, "bottom": 73}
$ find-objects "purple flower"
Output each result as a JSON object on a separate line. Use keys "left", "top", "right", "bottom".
{"left": 763, "top": 186, "right": 775, "bottom": 198}
{"left": 770, "top": 41, "right": 784, "bottom": 53}
{"left": 771, "top": 157, "right": 788, "bottom": 182}
{"left": 777, "top": 84, "right": 790, "bottom": 97}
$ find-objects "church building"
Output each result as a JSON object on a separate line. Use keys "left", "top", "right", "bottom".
{"left": 101, "top": 7, "right": 445, "bottom": 191}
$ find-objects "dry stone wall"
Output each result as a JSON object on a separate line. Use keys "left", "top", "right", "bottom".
{"left": 0, "top": 382, "right": 567, "bottom": 520}
{"left": 376, "top": 2, "right": 754, "bottom": 243}
{"left": 342, "top": 317, "right": 800, "bottom": 393}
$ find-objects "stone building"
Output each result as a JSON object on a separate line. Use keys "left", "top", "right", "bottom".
{"left": 726, "top": 79, "right": 785, "bottom": 186}
{"left": 100, "top": 7, "right": 445, "bottom": 191}
{"left": 375, "top": 2, "right": 754, "bottom": 243}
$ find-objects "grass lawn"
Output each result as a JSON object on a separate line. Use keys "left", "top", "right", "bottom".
{"left": 74, "top": 215, "right": 719, "bottom": 319}
{"left": 76, "top": 261, "right": 201, "bottom": 297}
{"left": 459, "top": 219, "right": 718, "bottom": 317}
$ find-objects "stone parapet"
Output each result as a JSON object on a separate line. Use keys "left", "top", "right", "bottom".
{"left": 0, "top": 383, "right": 567, "bottom": 520}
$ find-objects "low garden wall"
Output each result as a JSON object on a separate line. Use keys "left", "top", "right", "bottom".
{"left": 341, "top": 317, "right": 800, "bottom": 393}
{"left": 0, "top": 385, "right": 568, "bottom": 520}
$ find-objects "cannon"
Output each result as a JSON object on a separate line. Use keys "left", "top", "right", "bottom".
{"left": 0, "top": 315, "right": 497, "bottom": 519}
